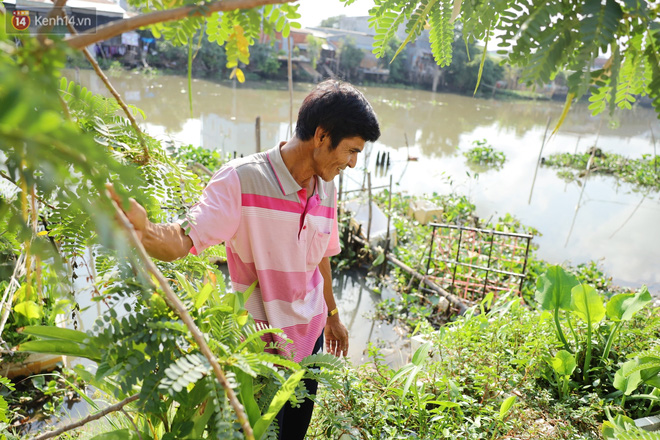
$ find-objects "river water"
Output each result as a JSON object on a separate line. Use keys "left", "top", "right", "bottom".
{"left": 67, "top": 68, "right": 659, "bottom": 362}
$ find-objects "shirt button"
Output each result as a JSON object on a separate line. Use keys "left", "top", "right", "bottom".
{"left": 303, "top": 225, "right": 307, "bottom": 229}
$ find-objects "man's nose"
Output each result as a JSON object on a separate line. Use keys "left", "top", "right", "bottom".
{"left": 348, "top": 153, "right": 358, "bottom": 168}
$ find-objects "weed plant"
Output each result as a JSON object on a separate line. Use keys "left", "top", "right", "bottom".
{"left": 543, "top": 151, "right": 660, "bottom": 191}
{"left": 463, "top": 140, "right": 507, "bottom": 169}
{"left": 309, "top": 292, "right": 660, "bottom": 439}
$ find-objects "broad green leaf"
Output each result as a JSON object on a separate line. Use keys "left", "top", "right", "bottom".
{"left": 18, "top": 340, "right": 102, "bottom": 362}
{"left": 194, "top": 283, "right": 213, "bottom": 310}
{"left": 606, "top": 285, "right": 652, "bottom": 322}
{"left": 571, "top": 284, "right": 605, "bottom": 324}
{"left": 498, "top": 395, "right": 516, "bottom": 420}
{"left": 372, "top": 251, "right": 385, "bottom": 267}
{"left": 14, "top": 301, "right": 43, "bottom": 320}
{"left": 637, "top": 355, "right": 660, "bottom": 385}
{"left": 411, "top": 342, "right": 432, "bottom": 365}
{"left": 21, "top": 326, "right": 88, "bottom": 343}
{"left": 613, "top": 359, "right": 642, "bottom": 395}
{"left": 534, "top": 265, "right": 578, "bottom": 311}
{"left": 550, "top": 350, "right": 576, "bottom": 376}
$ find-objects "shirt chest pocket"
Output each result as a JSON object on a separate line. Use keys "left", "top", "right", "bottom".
{"left": 305, "top": 225, "right": 331, "bottom": 268}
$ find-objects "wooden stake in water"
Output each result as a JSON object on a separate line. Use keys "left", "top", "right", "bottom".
{"left": 255, "top": 116, "right": 261, "bottom": 153}
{"left": 651, "top": 123, "right": 657, "bottom": 176}
{"left": 367, "top": 172, "right": 372, "bottom": 244}
{"left": 287, "top": 36, "right": 293, "bottom": 139}
{"left": 528, "top": 116, "right": 552, "bottom": 204}
{"left": 564, "top": 148, "right": 596, "bottom": 247}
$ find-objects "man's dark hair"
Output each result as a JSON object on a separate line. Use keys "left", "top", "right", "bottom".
{"left": 295, "top": 80, "right": 380, "bottom": 148}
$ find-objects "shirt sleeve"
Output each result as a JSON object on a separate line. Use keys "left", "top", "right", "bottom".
{"left": 181, "top": 166, "right": 242, "bottom": 255}
{"left": 324, "top": 190, "right": 341, "bottom": 258}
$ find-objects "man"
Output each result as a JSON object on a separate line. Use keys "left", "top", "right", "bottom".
{"left": 111, "top": 79, "right": 380, "bottom": 439}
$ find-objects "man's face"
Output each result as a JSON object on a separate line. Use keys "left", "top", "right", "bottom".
{"left": 314, "top": 135, "right": 365, "bottom": 182}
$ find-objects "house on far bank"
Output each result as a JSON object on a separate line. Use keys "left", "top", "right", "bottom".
{"left": 311, "top": 16, "right": 443, "bottom": 88}
{"left": 2, "top": 0, "right": 126, "bottom": 34}
{"left": 2, "top": 0, "right": 152, "bottom": 66}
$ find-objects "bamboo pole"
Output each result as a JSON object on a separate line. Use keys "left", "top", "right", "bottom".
{"left": 564, "top": 148, "right": 596, "bottom": 247}
{"left": 109, "top": 199, "right": 254, "bottom": 440}
{"left": 255, "top": 116, "right": 261, "bottom": 153}
{"left": 651, "top": 123, "right": 657, "bottom": 176}
{"left": 528, "top": 116, "right": 552, "bottom": 204}
{"left": 30, "top": 394, "right": 140, "bottom": 440}
{"left": 366, "top": 172, "right": 372, "bottom": 243}
{"left": 287, "top": 36, "right": 294, "bottom": 138}
{"left": 64, "top": 0, "right": 292, "bottom": 50}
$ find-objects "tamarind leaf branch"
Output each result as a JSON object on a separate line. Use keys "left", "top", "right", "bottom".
{"left": 109, "top": 198, "right": 256, "bottom": 440}
{"left": 64, "top": 0, "right": 293, "bottom": 50}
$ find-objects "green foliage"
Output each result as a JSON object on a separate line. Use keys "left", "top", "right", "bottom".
{"left": 543, "top": 150, "right": 660, "bottom": 191}
{"left": 535, "top": 266, "right": 654, "bottom": 400}
{"left": 463, "top": 139, "right": 506, "bottom": 169}
{"left": 171, "top": 144, "right": 229, "bottom": 174}
{"left": 602, "top": 410, "right": 660, "bottom": 440}
{"left": 338, "top": 38, "right": 364, "bottom": 80}
{"left": 311, "top": 293, "right": 627, "bottom": 439}
{"left": 0, "top": 16, "right": 341, "bottom": 439}
{"left": 356, "top": 0, "right": 660, "bottom": 119}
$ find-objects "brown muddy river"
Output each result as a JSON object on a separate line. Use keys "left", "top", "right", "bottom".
{"left": 69, "top": 68, "right": 659, "bottom": 299}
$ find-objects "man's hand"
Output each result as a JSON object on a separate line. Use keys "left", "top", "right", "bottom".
{"left": 106, "top": 183, "right": 148, "bottom": 241}
{"left": 324, "top": 314, "right": 349, "bottom": 357}
{"left": 105, "top": 183, "right": 192, "bottom": 261}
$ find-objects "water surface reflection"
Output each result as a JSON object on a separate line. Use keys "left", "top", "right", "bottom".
{"left": 68, "top": 68, "right": 660, "bottom": 293}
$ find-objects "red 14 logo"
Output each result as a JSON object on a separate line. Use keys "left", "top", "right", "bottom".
{"left": 12, "top": 10, "right": 31, "bottom": 31}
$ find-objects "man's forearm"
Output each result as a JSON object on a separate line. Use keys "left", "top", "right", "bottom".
{"left": 319, "top": 257, "right": 337, "bottom": 314}
{"left": 142, "top": 222, "right": 193, "bottom": 262}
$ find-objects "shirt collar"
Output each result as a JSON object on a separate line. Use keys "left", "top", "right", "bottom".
{"left": 267, "top": 145, "right": 301, "bottom": 196}
{"left": 267, "top": 145, "right": 329, "bottom": 200}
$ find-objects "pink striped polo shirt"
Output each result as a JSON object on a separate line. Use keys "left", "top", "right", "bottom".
{"left": 184, "top": 145, "right": 340, "bottom": 362}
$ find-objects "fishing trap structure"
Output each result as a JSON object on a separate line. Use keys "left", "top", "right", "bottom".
{"left": 422, "top": 223, "right": 533, "bottom": 303}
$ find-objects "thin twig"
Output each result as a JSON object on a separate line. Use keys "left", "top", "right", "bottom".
{"left": 63, "top": 20, "right": 149, "bottom": 164}
{"left": 29, "top": 394, "right": 140, "bottom": 440}
{"left": 120, "top": 408, "right": 143, "bottom": 440}
{"left": 0, "top": 170, "right": 56, "bottom": 210}
{"left": 0, "top": 253, "right": 27, "bottom": 343}
{"left": 65, "top": 0, "right": 292, "bottom": 49}
{"left": 109, "top": 200, "right": 255, "bottom": 439}
{"left": 36, "top": 0, "right": 68, "bottom": 44}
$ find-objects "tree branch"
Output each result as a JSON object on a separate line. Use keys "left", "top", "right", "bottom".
{"left": 29, "top": 394, "right": 140, "bottom": 440}
{"left": 64, "top": 19, "right": 150, "bottom": 164}
{"left": 65, "top": 0, "right": 293, "bottom": 50}
{"left": 109, "top": 199, "right": 255, "bottom": 440}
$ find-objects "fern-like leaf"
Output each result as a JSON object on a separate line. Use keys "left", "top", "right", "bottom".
{"left": 159, "top": 353, "right": 211, "bottom": 395}
{"left": 428, "top": 0, "right": 454, "bottom": 67}
{"left": 392, "top": 0, "right": 439, "bottom": 63}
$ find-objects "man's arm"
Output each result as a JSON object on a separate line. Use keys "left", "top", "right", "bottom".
{"left": 107, "top": 184, "right": 192, "bottom": 262}
{"left": 319, "top": 256, "right": 349, "bottom": 357}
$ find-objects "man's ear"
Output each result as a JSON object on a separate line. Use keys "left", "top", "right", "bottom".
{"left": 314, "top": 126, "right": 329, "bottom": 147}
